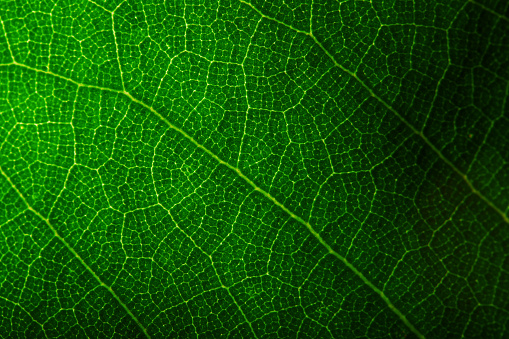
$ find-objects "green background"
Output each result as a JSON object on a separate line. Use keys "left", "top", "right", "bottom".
{"left": 0, "top": 0, "right": 508, "bottom": 337}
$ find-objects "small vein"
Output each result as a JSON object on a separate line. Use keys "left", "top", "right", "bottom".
{"left": 87, "top": 0, "right": 112, "bottom": 13}
{"left": 5, "top": 61, "right": 125, "bottom": 94}
{"left": 112, "top": 0, "right": 127, "bottom": 92}
{"left": 469, "top": 0, "right": 509, "bottom": 23}
{"left": 0, "top": 14, "right": 16, "bottom": 63}
{"left": 0, "top": 166, "right": 151, "bottom": 339}
{"left": 239, "top": 0, "right": 312, "bottom": 36}
{"left": 238, "top": 18, "right": 262, "bottom": 167}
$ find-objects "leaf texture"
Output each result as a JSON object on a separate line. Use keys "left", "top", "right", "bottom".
{"left": 0, "top": 0, "right": 508, "bottom": 338}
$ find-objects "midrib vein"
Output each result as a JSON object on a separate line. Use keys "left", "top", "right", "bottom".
{"left": 238, "top": 1, "right": 509, "bottom": 226}
{"left": 2, "top": 59, "right": 424, "bottom": 338}
{"left": 0, "top": 166, "right": 151, "bottom": 339}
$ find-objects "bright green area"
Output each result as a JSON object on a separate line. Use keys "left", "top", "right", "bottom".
{"left": 0, "top": 0, "right": 508, "bottom": 338}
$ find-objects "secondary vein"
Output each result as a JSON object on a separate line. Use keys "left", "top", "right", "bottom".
{"left": 0, "top": 166, "right": 152, "bottom": 339}
{"left": 239, "top": 0, "right": 509, "bottom": 226}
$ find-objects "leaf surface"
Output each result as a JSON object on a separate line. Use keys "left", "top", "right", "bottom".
{"left": 0, "top": 0, "right": 508, "bottom": 338}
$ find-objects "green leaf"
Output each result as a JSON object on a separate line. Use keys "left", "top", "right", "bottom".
{"left": 0, "top": 0, "right": 508, "bottom": 338}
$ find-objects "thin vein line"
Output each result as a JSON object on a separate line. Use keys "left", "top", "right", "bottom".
{"left": 112, "top": 0, "right": 127, "bottom": 92}
{"left": 4, "top": 61, "right": 125, "bottom": 93}
{"left": 240, "top": 0, "right": 311, "bottom": 36}
{"left": 87, "top": 0, "right": 112, "bottom": 13}
{"left": 0, "top": 166, "right": 151, "bottom": 339}
{"left": 238, "top": 18, "right": 262, "bottom": 167}
{"left": 469, "top": 0, "right": 509, "bottom": 23}
{"left": 0, "top": 14, "right": 15, "bottom": 62}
